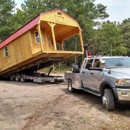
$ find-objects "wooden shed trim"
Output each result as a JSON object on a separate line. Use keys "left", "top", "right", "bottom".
{"left": 40, "top": 9, "right": 82, "bottom": 31}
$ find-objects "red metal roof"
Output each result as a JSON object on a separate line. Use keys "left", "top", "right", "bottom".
{"left": 0, "top": 15, "right": 40, "bottom": 49}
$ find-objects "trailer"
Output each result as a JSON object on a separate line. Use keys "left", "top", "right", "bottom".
{"left": 0, "top": 9, "right": 84, "bottom": 83}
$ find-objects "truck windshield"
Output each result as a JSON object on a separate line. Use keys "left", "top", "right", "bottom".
{"left": 104, "top": 58, "right": 130, "bottom": 68}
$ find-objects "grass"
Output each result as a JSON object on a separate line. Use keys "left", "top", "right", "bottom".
{"left": 39, "top": 64, "right": 71, "bottom": 73}
{"left": 55, "top": 117, "right": 73, "bottom": 130}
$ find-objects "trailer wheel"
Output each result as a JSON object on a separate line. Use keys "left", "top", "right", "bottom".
{"left": 102, "top": 88, "right": 115, "bottom": 111}
{"left": 15, "top": 74, "right": 20, "bottom": 82}
{"left": 10, "top": 75, "right": 14, "bottom": 81}
{"left": 68, "top": 79, "right": 74, "bottom": 93}
{"left": 20, "top": 75, "right": 26, "bottom": 82}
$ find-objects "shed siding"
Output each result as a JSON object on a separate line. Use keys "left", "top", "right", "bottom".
{"left": 0, "top": 31, "right": 33, "bottom": 71}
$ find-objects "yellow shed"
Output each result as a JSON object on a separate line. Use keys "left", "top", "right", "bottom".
{"left": 0, "top": 9, "right": 84, "bottom": 78}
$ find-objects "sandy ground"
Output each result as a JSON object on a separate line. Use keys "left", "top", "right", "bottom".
{"left": 0, "top": 75, "right": 130, "bottom": 130}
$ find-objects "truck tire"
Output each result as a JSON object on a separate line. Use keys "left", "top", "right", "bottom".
{"left": 102, "top": 88, "right": 115, "bottom": 111}
{"left": 68, "top": 79, "right": 74, "bottom": 93}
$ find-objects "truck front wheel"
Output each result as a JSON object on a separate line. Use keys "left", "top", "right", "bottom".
{"left": 68, "top": 79, "right": 74, "bottom": 93}
{"left": 102, "top": 88, "right": 115, "bottom": 111}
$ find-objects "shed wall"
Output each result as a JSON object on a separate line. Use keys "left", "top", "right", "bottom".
{"left": 0, "top": 31, "right": 33, "bottom": 71}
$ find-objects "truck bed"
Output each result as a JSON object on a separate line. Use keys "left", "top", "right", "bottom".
{"left": 65, "top": 72, "right": 82, "bottom": 89}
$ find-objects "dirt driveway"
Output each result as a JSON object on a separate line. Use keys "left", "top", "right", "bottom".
{"left": 0, "top": 77, "right": 130, "bottom": 130}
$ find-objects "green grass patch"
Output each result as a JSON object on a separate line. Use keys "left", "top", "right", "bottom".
{"left": 39, "top": 64, "right": 71, "bottom": 73}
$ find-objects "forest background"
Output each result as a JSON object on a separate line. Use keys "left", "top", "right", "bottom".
{"left": 0, "top": 0, "right": 130, "bottom": 71}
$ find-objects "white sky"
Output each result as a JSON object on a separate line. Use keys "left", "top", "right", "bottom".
{"left": 14, "top": 0, "right": 130, "bottom": 22}
{"left": 15, "top": 0, "right": 24, "bottom": 9}
{"left": 94, "top": 0, "right": 130, "bottom": 22}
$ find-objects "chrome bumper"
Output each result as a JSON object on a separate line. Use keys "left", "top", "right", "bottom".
{"left": 117, "top": 88, "right": 130, "bottom": 101}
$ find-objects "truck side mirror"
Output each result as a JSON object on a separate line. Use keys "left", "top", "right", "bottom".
{"left": 72, "top": 65, "right": 80, "bottom": 73}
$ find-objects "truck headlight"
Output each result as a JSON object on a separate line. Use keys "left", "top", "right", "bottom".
{"left": 116, "top": 79, "right": 130, "bottom": 86}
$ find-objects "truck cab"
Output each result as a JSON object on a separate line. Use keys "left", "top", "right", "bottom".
{"left": 65, "top": 56, "right": 130, "bottom": 111}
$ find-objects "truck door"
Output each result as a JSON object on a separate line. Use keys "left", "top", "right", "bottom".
{"left": 89, "top": 59, "right": 104, "bottom": 91}
{"left": 81, "top": 58, "right": 103, "bottom": 92}
{"left": 81, "top": 59, "right": 94, "bottom": 89}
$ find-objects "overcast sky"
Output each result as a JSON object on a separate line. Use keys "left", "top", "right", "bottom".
{"left": 94, "top": 0, "right": 130, "bottom": 22}
{"left": 15, "top": 0, "right": 130, "bottom": 22}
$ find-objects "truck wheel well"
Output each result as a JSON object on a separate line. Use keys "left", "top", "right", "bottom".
{"left": 101, "top": 84, "right": 115, "bottom": 98}
{"left": 68, "top": 78, "right": 72, "bottom": 81}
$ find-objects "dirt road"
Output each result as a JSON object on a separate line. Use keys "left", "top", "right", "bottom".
{"left": 0, "top": 78, "right": 130, "bottom": 130}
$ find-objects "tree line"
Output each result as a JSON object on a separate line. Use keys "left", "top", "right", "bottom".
{"left": 0, "top": 0, "right": 130, "bottom": 57}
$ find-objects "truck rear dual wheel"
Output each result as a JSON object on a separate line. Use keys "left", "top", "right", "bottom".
{"left": 102, "top": 88, "right": 115, "bottom": 111}
{"left": 68, "top": 79, "right": 74, "bottom": 93}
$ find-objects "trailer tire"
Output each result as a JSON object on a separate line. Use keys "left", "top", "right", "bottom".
{"left": 102, "top": 88, "right": 115, "bottom": 111}
{"left": 68, "top": 79, "right": 74, "bottom": 93}
{"left": 20, "top": 75, "right": 26, "bottom": 82}
{"left": 10, "top": 75, "right": 14, "bottom": 81}
{"left": 15, "top": 74, "right": 20, "bottom": 82}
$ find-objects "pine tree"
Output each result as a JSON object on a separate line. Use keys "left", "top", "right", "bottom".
{"left": 0, "top": 0, "right": 16, "bottom": 41}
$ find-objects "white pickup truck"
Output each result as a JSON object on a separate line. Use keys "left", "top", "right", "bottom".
{"left": 65, "top": 56, "right": 130, "bottom": 111}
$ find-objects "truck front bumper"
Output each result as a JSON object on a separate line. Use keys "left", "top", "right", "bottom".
{"left": 117, "top": 88, "right": 130, "bottom": 101}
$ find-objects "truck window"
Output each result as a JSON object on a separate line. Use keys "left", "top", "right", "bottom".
{"left": 93, "top": 59, "right": 100, "bottom": 68}
{"left": 85, "top": 59, "right": 93, "bottom": 69}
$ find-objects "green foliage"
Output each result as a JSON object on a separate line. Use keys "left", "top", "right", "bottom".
{"left": 40, "top": 63, "right": 71, "bottom": 73}
{"left": 11, "top": 9, "right": 26, "bottom": 30}
{"left": 0, "top": 0, "right": 16, "bottom": 41}
{"left": 21, "top": 0, "right": 48, "bottom": 23}
{"left": 120, "top": 19, "right": 130, "bottom": 56}
{"left": 89, "top": 21, "right": 128, "bottom": 56}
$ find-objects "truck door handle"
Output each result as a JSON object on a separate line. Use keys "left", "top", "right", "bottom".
{"left": 90, "top": 73, "right": 93, "bottom": 75}
{"left": 82, "top": 71, "right": 85, "bottom": 73}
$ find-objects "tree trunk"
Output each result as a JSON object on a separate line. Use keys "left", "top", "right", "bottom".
{"left": 75, "top": 37, "right": 78, "bottom": 64}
